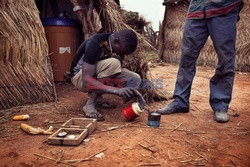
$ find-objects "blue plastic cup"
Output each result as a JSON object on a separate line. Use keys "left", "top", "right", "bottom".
{"left": 147, "top": 112, "right": 161, "bottom": 127}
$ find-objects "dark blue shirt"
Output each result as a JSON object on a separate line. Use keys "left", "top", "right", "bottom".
{"left": 69, "top": 33, "right": 111, "bottom": 76}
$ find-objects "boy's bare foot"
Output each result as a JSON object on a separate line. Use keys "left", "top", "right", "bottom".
{"left": 83, "top": 104, "right": 105, "bottom": 121}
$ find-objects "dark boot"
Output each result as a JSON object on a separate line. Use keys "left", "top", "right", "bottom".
{"left": 157, "top": 101, "right": 189, "bottom": 115}
{"left": 214, "top": 110, "right": 229, "bottom": 123}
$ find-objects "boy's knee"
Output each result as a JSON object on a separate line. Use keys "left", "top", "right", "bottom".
{"left": 126, "top": 72, "right": 141, "bottom": 88}
{"left": 132, "top": 73, "right": 141, "bottom": 82}
{"left": 96, "top": 58, "right": 121, "bottom": 78}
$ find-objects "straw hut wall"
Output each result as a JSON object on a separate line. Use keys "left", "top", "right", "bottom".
{"left": 159, "top": 0, "right": 250, "bottom": 72}
{"left": 0, "top": 0, "right": 56, "bottom": 109}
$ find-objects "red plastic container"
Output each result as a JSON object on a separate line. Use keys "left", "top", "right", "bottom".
{"left": 122, "top": 102, "right": 143, "bottom": 121}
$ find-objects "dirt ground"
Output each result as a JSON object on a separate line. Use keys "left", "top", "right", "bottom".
{"left": 0, "top": 64, "right": 250, "bottom": 167}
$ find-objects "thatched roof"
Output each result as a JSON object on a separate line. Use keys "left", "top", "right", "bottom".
{"left": 0, "top": 0, "right": 56, "bottom": 108}
{"left": 159, "top": 0, "right": 250, "bottom": 72}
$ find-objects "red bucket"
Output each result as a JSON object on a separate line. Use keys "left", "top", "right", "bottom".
{"left": 122, "top": 102, "right": 143, "bottom": 121}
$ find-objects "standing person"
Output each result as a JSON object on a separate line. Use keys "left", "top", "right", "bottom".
{"left": 65, "top": 29, "right": 142, "bottom": 121}
{"left": 157, "top": 0, "right": 244, "bottom": 123}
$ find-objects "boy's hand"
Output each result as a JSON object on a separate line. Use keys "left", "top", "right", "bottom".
{"left": 116, "top": 87, "right": 138, "bottom": 102}
{"left": 137, "top": 93, "right": 146, "bottom": 109}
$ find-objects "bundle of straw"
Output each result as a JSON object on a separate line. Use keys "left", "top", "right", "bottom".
{"left": 0, "top": 0, "right": 56, "bottom": 108}
{"left": 235, "top": 0, "right": 250, "bottom": 71}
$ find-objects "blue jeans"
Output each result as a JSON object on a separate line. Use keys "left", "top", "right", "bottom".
{"left": 173, "top": 7, "right": 239, "bottom": 111}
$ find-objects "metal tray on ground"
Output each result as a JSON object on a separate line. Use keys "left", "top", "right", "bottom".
{"left": 48, "top": 128, "right": 88, "bottom": 146}
{"left": 61, "top": 118, "right": 97, "bottom": 135}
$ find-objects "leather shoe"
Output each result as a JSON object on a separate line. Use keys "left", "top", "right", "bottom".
{"left": 214, "top": 110, "right": 229, "bottom": 123}
{"left": 157, "top": 101, "right": 189, "bottom": 115}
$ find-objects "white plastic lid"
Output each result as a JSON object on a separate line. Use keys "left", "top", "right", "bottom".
{"left": 132, "top": 102, "right": 143, "bottom": 115}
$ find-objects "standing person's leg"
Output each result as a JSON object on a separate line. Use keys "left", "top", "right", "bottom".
{"left": 158, "top": 19, "right": 209, "bottom": 114}
{"left": 207, "top": 7, "right": 239, "bottom": 122}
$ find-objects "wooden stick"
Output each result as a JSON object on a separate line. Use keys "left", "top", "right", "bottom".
{"left": 190, "top": 102, "right": 202, "bottom": 112}
{"left": 168, "top": 150, "right": 171, "bottom": 159}
{"left": 192, "top": 134, "right": 218, "bottom": 141}
{"left": 64, "top": 148, "right": 107, "bottom": 163}
{"left": 169, "top": 156, "right": 183, "bottom": 160}
{"left": 139, "top": 163, "right": 161, "bottom": 166}
{"left": 237, "top": 121, "right": 242, "bottom": 126}
{"left": 186, "top": 132, "right": 207, "bottom": 135}
{"left": 49, "top": 121, "right": 65, "bottom": 124}
{"left": 147, "top": 144, "right": 156, "bottom": 148}
{"left": 56, "top": 150, "right": 64, "bottom": 164}
{"left": 181, "top": 159, "right": 196, "bottom": 163}
{"left": 195, "top": 152, "right": 208, "bottom": 162}
{"left": 183, "top": 138, "right": 193, "bottom": 145}
{"left": 171, "top": 123, "right": 182, "bottom": 132}
{"left": 231, "top": 159, "right": 239, "bottom": 167}
{"left": 184, "top": 152, "right": 194, "bottom": 157}
{"left": 98, "top": 121, "right": 141, "bottom": 133}
{"left": 242, "top": 131, "right": 250, "bottom": 136}
{"left": 129, "top": 125, "right": 189, "bottom": 132}
{"left": 80, "top": 148, "right": 107, "bottom": 162}
{"left": 33, "top": 153, "right": 75, "bottom": 167}
{"left": 138, "top": 143, "right": 156, "bottom": 153}
{"left": 99, "top": 126, "right": 119, "bottom": 132}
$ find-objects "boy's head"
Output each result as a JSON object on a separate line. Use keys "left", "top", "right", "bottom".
{"left": 110, "top": 29, "right": 138, "bottom": 56}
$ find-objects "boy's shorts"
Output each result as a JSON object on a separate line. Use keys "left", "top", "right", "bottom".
{"left": 71, "top": 58, "right": 141, "bottom": 91}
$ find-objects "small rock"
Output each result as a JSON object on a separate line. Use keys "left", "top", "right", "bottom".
{"left": 44, "top": 119, "right": 49, "bottom": 123}
{"left": 84, "top": 138, "right": 91, "bottom": 142}
{"left": 95, "top": 152, "right": 105, "bottom": 158}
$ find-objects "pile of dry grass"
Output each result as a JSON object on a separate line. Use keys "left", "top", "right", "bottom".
{"left": 97, "top": 0, "right": 152, "bottom": 48}
{"left": 159, "top": 0, "right": 250, "bottom": 72}
{"left": 159, "top": 0, "right": 189, "bottom": 64}
{"left": 236, "top": 0, "right": 250, "bottom": 71}
{"left": 121, "top": 10, "right": 150, "bottom": 34}
{"left": 0, "top": 0, "right": 56, "bottom": 109}
{"left": 97, "top": 0, "right": 172, "bottom": 101}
